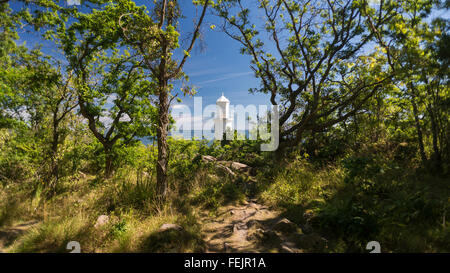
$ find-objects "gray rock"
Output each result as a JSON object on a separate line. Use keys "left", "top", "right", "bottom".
{"left": 248, "top": 202, "right": 260, "bottom": 210}
{"left": 230, "top": 162, "right": 251, "bottom": 172}
{"left": 217, "top": 164, "right": 236, "bottom": 177}
{"left": 94, "top": 215, "right": 109, "bottom": 228}
{"left": 201, "top": 155, "right": 217, "bottom": 163}
{"left": 272, "top": 218, "right": 300, "bottom": 234}
{"left": 280, "top": 242, "right": 303, "bottom": 253}
{"left": 158, "top": 223, "right": 183, "bottom": 232}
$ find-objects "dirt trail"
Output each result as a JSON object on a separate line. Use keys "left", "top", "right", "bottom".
{"left": 0, "top": 221, "right": 38, "bottom": 253}
{"left": 200, "top": 199, "right": 326, "bottom": 253}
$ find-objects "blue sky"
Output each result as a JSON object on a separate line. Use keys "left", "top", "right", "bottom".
{"left": 169, "top": 1, "right": 270, "bottom": 113}
{"left": 11, "top": 0, "right": 449, "bottom": 131}
{"left": 11, "top": 0, "right": 270, "bottom": 130}
{"left": 145, "top": 0, "right": 271, "bottom": 130}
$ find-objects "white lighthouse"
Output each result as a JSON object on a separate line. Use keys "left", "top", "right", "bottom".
{"left": 214, "top": 93, "right": 232, "bottom": 140}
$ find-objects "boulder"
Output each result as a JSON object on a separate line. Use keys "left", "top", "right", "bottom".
{"left": 216, "top": 164, "right": 236, "bottom": 177}
{"left": 272, "top": 218, "right": 301, "bottom": 234}
{"left": 280, "top": 242, "right": 303, "bottom": 253}
{"left": 199, "top": 155, "right": 254, "bottom": 177}
{"left": 94, "top": 215, "right": 109, "bottom": 228}
{"left": 201, "top": 155, "right": 217, "bottom": 163}
{"left": 158, "top": 223, "right": 183, "bottom": 232}
{"left": 217, "top": 161, "right": 251, "bottom": 172}
{"left": 230, "top": 162, "right": 251, "bottom": 172}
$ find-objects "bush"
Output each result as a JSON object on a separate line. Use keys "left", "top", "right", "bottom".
{"left": 0, "top": 129, "right": 39, "bottom": 184}
{"left": 12, "top": 215, "right": 93, "bottom": 253}
{"left": 191, "top": 170, "right": 245, "bottom": 211}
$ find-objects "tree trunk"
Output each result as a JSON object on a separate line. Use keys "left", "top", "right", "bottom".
{"left": 410, "top": 87, "right": 427, "bottom": 163}
{"left": 51, "top": 126, "right": 59, "bottom": 180}
{"left": 156, "top": 82, "right": 170, "bottom": 201}
{"left": 427, "top": 105, "right": 442, "bottom": 171}
{"left": 48, "top": 111, "right": 60, "bottom": 193}
{"left": 104, "top": 145, "right": 113, "bottom": 178}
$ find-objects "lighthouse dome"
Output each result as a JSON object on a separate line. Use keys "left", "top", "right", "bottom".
{"left": 216, "top": 93, "right": 229, "bottom": 103}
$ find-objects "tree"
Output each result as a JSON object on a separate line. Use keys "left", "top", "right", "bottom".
{"left": 425, "top": 19, "right": 450, "bottom": 170}
{"left": 118, "top": 0, "right": 210, "bottom": 201}
{"left": 214, "top": 0, "right": 396, "bottom": 151}
{"left": 0, "top": 2, "right": 27, "bottom": 127}
{"left": 21, "top": 50, "right": 78, "bottom": 190}
{"left": 1, "top": 46, "right": 78, "bottom": 192}
{"left": 53, "top": 3, "right": 158, "bottom": 178}
{"left": 379, "top": 0, "right": 449, "bottom": 171}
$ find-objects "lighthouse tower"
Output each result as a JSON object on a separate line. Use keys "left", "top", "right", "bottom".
{"left": 214, "top": 93, "right": 232, "bottom": 140}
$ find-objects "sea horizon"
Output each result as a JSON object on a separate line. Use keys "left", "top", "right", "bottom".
{"left": 140, "top": 130, "right": 251, "bottom": 145}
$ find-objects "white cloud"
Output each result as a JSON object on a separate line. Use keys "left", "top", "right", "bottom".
{"left": 195, "top": 72, "right": 253, "bottom": 86}
{"left": 187, "top": 68, "right": 223, "bottom": 77}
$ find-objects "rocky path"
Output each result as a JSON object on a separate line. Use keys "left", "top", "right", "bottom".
{"left": 0, "top": 220, "right": 38, "bottom": 253}
{"left": 197, "top": 156, "right": 327, "bottom": 253}
{"left": 199, "top": 199, "right": 327, "bottom": 253}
